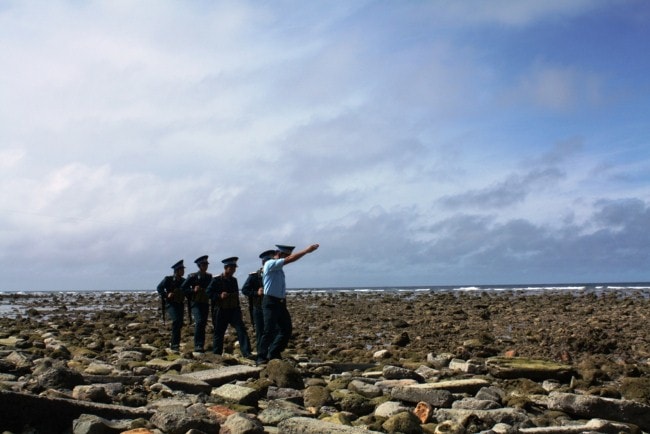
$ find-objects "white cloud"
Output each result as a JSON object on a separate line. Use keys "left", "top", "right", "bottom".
{"left": 0, "top": 1, "right": 648, "bottom": 290}
{"left": 507, "top": 62, "right": 604, "bottom": 111}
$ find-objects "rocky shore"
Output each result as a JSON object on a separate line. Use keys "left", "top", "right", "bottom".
{"left": 0, "top": 290, "right": 649, "bottom": 433}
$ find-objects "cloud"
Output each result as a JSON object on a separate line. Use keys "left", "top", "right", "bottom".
{"left": 505, "top": 61, "right": 604, "bottom": 112}
{"left": 432, "top": 0, "right": 604, "bottom": 26}
{"left": 0, "top": 1, "right": 648, "bottom": 290}
{"left": 439, "top": 168, "right": 565, "bottom": 209}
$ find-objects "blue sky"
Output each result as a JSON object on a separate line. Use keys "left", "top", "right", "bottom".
{"left": 1, "top": 1, "right": 649, "bottom": 290}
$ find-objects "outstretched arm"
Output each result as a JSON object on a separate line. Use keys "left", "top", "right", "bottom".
{"left": 283, "top": 243, "right": 319, "bottom": 265}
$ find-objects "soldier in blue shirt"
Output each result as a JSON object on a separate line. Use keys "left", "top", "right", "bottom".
{"left": 258, "top": 243, "right": 319, "bottom": 364}
{"left": 207, "top": 257, "right": 252, "bottom": 358}
{"left": 156, "top": 259, "right": 186, "bottom": 351}
{"left": 181, "top": 255, "right": 212, "bottom": 352}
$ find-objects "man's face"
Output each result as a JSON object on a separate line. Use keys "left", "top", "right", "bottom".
{"left": 224, "top": 265, "right": 236, "bottom": 277}
{"left": 199, "top": 263, "right": 208, "bottom": 272}
{"left": 175, "top": 267, "right": 185, "bottom": 277}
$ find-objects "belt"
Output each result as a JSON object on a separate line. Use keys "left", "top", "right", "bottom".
{"left": 266, "top": 295, "right": 286, "bottom": 303}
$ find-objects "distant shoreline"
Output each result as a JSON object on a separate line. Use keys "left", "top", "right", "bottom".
{"left": 2, "top": 281, "right": 650, "bottom": 295}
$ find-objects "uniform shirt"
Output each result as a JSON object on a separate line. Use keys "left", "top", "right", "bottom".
{"left": 241, "top": 269, "right": 263, "bottom": 307}
{"left": 207, "top": 274, "right": 240, "bottom": 309}
{"left": 157, "top": 275, "right": 185, "bottom": 304}
{"left": 262, "top": 258, "right": 286, "bottom": 298}
{"left": 181, "top": 271, "right": 213, "bottom": 304}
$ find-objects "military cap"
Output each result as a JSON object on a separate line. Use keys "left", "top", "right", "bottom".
{"left": 171, "top": 259, "right": 185, "bottom": 270}
{"left": 194, "top": 255, "right": 209, "bottom": 265}
{"left": 259, "top": 249, "right": 276, "bottom": 261}
{"left": 222, "top": 256, "right": 239, "bottom": 267}
{"left": 275, "top": 245, "right": 295, "bottom": 254}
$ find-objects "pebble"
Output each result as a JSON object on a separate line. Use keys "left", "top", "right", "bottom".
{"left": 0, "top": 290, "right": 648, "bottom": 433}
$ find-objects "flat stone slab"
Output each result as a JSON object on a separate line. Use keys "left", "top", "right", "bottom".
{"left": 278, "top": 416, "right": 383, "bottom": 433}
{"left": 145, "top": 358, "right": 183, "bottom": 371}
{"left": 547, "top": 391, "right": 650, "bottom": 431}
{"left": 410, "top": 378, "right": 490, "bottom": 394}
{"left": 0, "top": 389, "right": 153, "bottom": 433}
{"left": 183, "top": 365, "right": 262, "bottom": 386}
{"left": 83, "top": 374, "right": 148, "bottom": 385}
{"left": 519, "top": 418, "right": 637, "bottom": 434}
{"left": 435, "top": 407, "right": 530, "bottom": 425}
{"left": 159, "top": 373, "right": 212, "bottom": 394}
{"left": 391, "top": 385, "right": 453, "bottom": 407}
{"left": 211, "top": 383, "right": 259, "bottom": 405}
{"left": 486, "top": 357, "right": 574, "bottom": 381}
{"left": 0, "top": 337, "right": 25, "bottom": 347}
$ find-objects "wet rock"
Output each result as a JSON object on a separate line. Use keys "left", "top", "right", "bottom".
{"left": 546, "top": 391, "right": 650, "bottom": 431}
{"left": 475, "top": 386, "right": 505, "bottom": 404}
{"left": 451, "top": 397, "right": 501, "bottom": 410}
{"left": 303, "top": 384, "right": 332, "bottom": 409}
{"left": 184, "top": 364, "right": 262, "bottom": 386}
{"left": 336, "top": 391, "right": 376, "bottom": 416}
{"left": 266, "top": 385, "right": 303, "bottom": 401}
{"left": 486, "top": 357, "right": 574, "bottom": 382}
{"left": 262, "top": 359, "right": 304, "bottom": 389}
{"left": 518, "top": 418, "right": 638, "bottom": 433}
{"left": 72, "top": 385, "right": 112, "bottom": 404}
{"left": 620, "top": 376, "right": 650, "bottom": 404}
{"left": 449, "top": 358, "right": 485, "bottom": 374}
{"left": 222, "top": 412, "right": 265, "bottom": 434}
{"left": 382, "top": 411, "right": 423, "bottom": 433}
{"left": 36, "top": 365, "right": 85, "bottom": 391}
{"left": 433, "top": 420, "right": 465, "bottom": 434}
{"left": 382, "top": 365, "right": 423, "bottom": 381}
{"left": 277, "top": 416, "right": 383, "bottom": 433}
{"left": 84, "top": 362, "right": 115, "bottom": 375}
{"left": 348, "top": 379, "right": 382, "bottom": 398}
{"left": 374, "top": 401, "right": 410, "bottom": 418}
{"left": 211, "top": 383, "right": 259, "bottom": 406}
{"left": 434, "top": 407, "right": 531, "bottom": 426}
{"left": 71, "top": 413, "right": 141, "bottom": 434}
{"left": 158, "top": 373, "right": 212, "bottom": 395}
{"left": 149, "top": 408, "right": 219, "bottom": 434}
{"left": 391, "top": 384, "right": 454, "bottom": 407}
{"left": 401, "top": 378, "right": 491, "bottom": 396}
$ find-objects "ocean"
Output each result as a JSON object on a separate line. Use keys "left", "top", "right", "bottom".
{"left": 2, "top": 281, "right": 650, "bottom": 296}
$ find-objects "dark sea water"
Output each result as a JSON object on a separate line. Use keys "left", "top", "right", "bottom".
{"left": 290, "top": 282, "right": 650, "bottom": 296}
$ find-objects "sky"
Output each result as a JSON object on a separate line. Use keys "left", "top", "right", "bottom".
{"left": 1, "top": 1, "right": 650, "bottom": 291}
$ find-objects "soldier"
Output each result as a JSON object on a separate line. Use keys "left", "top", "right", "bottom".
{"left": 241, "top": 250, "right": 275, "bottom": 360}
{"left": 181, "top": 255, "right": 212, "bottom": 352}
{"left": 258, "top": 243, "right": 319, "bottom": 364}
{"left": 207, "top": 257, "right": 252, "bottom": 358}
{"left": 156, "top": 259, "right": 186, "bottom": 352}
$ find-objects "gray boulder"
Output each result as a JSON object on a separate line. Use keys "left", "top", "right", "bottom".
{"left": 547, "top": 391, "right": 650, "bottom": 431}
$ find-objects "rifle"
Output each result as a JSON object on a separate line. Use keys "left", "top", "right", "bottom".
{"left": 186, "top": 294, "right": 193, "bottom": 324}
{"left": 160, "top": 294, "right": 166, "bottom": 323}
{"left": 248, "top": 297, "right": 255, "bottom": 331}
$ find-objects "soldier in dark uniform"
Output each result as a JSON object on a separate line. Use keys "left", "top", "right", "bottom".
{"left": 181, "top": 255, "right": 212, "bottom": 352}
{"left": 156, "top": 259, "right": 186, "bottom": 351}
{"left": 207, "top": 257, "right": 252, "bottom": 358}
{"left": 241, "top": 250, "right": 275, "bottom": 359}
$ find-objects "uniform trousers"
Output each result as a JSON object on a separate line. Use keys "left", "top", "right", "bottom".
{"left": 212, "top": 307, "right": 251, "bottom": 356}
{"left": 191, "top": 302, "right": 209, "bottom": 351}
{"left": 260, "top": 295, "right": 292, "bottom": 360}
{"left": 250, "top": 304, "right": 265, "bottom": 357}
{"left": 166, "top": 301, "right": 184, "bottom": 349}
